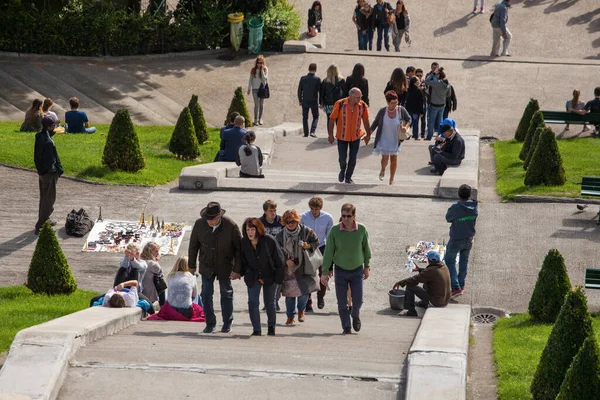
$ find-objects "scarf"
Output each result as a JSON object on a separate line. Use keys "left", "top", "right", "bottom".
{"left": 282, "top": 225, "right": 303, "bottom": 263}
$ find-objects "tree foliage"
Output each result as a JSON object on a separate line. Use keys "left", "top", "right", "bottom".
{"left": 102, "top": 109, "right": 146, "bottom": 172}
{"left": 528, "top": 249, "right": 571, "bottom": 323}
{"left": 520, "top": 110, "right": 545, "bottom": 162}
{"left": 169, "top": 107, "right": 200, "bottom": 160}
{"left": 515, "top": 98, "right": 540, "bottom": 142}
{"left": 225, "top": 87, "right": 252, "bottom": 126}
{"left": 188, "top": 95, "right": 209, "bottom": 145}
{"left": 524, "top": 127, "right": 566, "bottom": 187}
{"left": 556, "top": 334, "right": 600, "bottom": 400}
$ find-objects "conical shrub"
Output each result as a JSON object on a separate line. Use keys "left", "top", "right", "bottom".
{"left": 224, "top": 87, "right": 252, "bottom": 126}
{"left": 524, "top": 127, "right": 566, "bottom": 187}
{"left": 102, "top": 109, "right": 146, "bottom": 172}
{"left": 26, "top": 220, "right": 77, "bottom": 295}
{"left": 520, "top": 110, "right": 545, "bottom": 161}
{"left": 556, "top": 334, "right": 600, "bottom": 400}
{"left": 528, "top": 249, "right": 571, "bottom": 323}
{"left": 188, "top": 95, "right": 209, "bottom": 145}
{"left": 515, "top": 98, "right": 540, "bottom": 142}
{"left": 530, "top": 287, "right": 593, "bottom": 400}
{"left": 523, "top": 125, "right": 544, "bottom": 170}
{"left": 169, "top": 107, "right": 200, "bottom": 160}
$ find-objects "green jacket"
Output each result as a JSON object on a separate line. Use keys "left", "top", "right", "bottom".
{"left": 322, "top": 222, "right": 371, "bottom": 273}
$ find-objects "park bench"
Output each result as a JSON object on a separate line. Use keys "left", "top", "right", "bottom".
{"left": 540, "top": 110, "right": 600, "bottom": 127}
{"left": 585, "top": 268, "right": 600, "bottom": 290}
{"left": 578, "top": 176, "right": 600, "bottom": 225}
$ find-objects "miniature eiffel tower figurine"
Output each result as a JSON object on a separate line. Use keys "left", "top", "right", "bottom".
{"left": 150, "top": 216, "right": 155, "bottom": 230}
{"left": 140, "top": 212, "right": 146, "bottom": 228}
{"left": 161, "top": 219, "right": 165, "bottom": 230}
{"left": 97, "top": 206, "right": 103, "bottom": 223}
{"left": 147, "top": 214, "right": 152, "bottom": 225}
{"left": 169, "top": 236, "right": 175, "bottom": 254}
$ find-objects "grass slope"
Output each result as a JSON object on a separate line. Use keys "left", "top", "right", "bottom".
{"left": 493, "top": 137, "right": 600, "bottom": 200}
{"left": 0, "top": 122, "right": 220, "bottom": 185}
{"left": 493, "top": 313, "right": 600, "bottom": 400}
{"left": 0, "top": 285, "right": 98, "bottom": 353}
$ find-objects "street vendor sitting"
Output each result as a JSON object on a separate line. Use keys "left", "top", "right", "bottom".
{"left": 393, "top": 250, "right": 451, "bottom": 317}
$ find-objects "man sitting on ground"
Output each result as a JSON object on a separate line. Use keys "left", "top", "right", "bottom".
{"left": 64, "top": 97, "right": 96, "bottom": 134}
{"left": 393, "top": 250, "right": 451, "bottom": 317}
{"left": 429, "top": 119, "right": 464, "bottom": 175}
{"left": 215, "top": 115, "right": 247, "bottom": 162}
{"left": 574, "top": 86, "right": 600, "bottom": 134}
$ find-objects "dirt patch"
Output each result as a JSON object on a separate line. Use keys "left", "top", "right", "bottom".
{"left": 467, "top": 324, "right": 498, "bottom": 400}
{"left": 478, "top": 143, "right": 501, "bottom": 203}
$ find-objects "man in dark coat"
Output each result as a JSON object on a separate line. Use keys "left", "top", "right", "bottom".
{"left": 189, "top": 202, "right": 242, "bottom": 333}
{"left": 215, "top": 116, "right": 246, "bottom": 162}
{"left": 430, "top": 120, "right": 465, "bottom": 175}
{"left": 34, "top": 116, "right": 63, "bottom": 235}
{"left": 298, "top": 63, "right": 322, "bottom": 138}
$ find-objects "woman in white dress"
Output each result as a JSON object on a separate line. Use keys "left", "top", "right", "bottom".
{"left": 370, "top": 90, "right": 411, "bottom": 185}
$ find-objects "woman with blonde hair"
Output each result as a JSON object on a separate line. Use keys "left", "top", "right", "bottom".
{"left": 566, "top": 89, "right": 588, "bottom": 131}
{"left": 320, "top": 64, "right": 347, "bottom": 136}
{"left": 275, "top": 210, "right": 320, "bottom": 326}
{"left": 247, "top": 55, "right": 269, "bottom": 126}
{"left": 20, "top": 98, "right": 43, "bottom": 132}
{"left": 140, "top": 241, "right": 166, "bottom": 306}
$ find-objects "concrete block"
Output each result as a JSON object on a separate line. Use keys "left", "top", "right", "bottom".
{"left": 298, "top": 32, "right": 326, "bottom": 49}
{"left": 410, "top": 305, "right": 471, "bottom": 355}
{"left": 253, "top": 128, "right": 275, "bottom": 166}
{"left": 271, "top": 122, "right": 303, "bottom": 137}
{"left": 178, "top": 162, "right": 236, "bottom": 190}
{"left": 439, "top": 135, "right": 479, "bottom": 199}
{"left": 282, "top": 40, "right": 317, "bottom": 53}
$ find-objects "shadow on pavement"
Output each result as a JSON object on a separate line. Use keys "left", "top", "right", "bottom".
{"left": 0, "top": 231, "right": 37, "bottom": 259}
{"left": 433, "top": 13, "right": 478, "bottom": 37}
{"left": 544, "top": 0, "right": 580, "bottom": 14}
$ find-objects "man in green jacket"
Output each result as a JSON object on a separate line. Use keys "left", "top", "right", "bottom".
{"left": 322, "top": 203, "right": 371, "bottom": 334}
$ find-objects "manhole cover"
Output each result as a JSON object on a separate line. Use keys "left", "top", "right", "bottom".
{"left": 471, "top": 307, "right": 509, "bottom": 324}
{"left": 472, "top": 313, "right": 499, "bottom": 324}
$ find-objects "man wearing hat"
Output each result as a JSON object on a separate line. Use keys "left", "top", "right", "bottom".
{"left": 189, "top": 202, "right": 243, "bottom": 333}
{"left": 429, "top": 118, "right": 465, "bottom": 175}
{"left": 393, "top": 250, "right": 451, "bottom": 317}
{"left": 33, "top": 116, "right": 63, "bottom": 235}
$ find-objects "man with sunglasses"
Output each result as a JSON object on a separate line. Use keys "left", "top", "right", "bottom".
{"left": 321, "top": 203, "right": 371, "bottom": 334}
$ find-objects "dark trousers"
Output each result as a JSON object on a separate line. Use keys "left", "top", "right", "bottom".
{"left": 376, "top": 24, "right": 390, "bottom": 51}
{"left": 334, "top": 265, "right": 364, "bottom": 330}
{"left": 433, "top": 153, "right": 461, "bottom": 174}
{"left": 302, "top": 103, "right": 319, "bottom": 135}
{"left": 411, "top": 113, "right": 421, "bottom": 139}
{"left": 421, "top": 105, "right": 427, "bottom": 136}
{"left": 201, "top": 275, "right": 234, "bottom": 328}
{"left": 35, "top": 172, "right": 59, "bottom": 230}
{"left": 248, "top": 282, "right": 277, "bottom": 332}
{"left": 337, "top": 139, "right": 361, "bottom": 180}
{"left": 404, "top": 284, "right": 430, "bottom": 312}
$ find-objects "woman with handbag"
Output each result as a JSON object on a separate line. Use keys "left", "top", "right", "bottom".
{"left": 392, "top": 1, "right": 410, "bottom": 52}
{"left": 275, "top": 210, "right": 320, "bottom": 326}
{"left": 141, "top": 241, "right": 166, "bottom": 306}
{"left": 241, "top": 218, "right": 285, "bottom": 336}
{"left": 247, "top": 55, "right": 268, "bottom": 126}
{"left": 370, "top": 91, "right": 411, "bottom": 185}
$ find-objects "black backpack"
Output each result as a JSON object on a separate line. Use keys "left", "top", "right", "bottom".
{"left": 333, "top": 78, "right": 346, "bottom": 102}
{"left": 65, "top": 208, "right": 94, "bottom": 237}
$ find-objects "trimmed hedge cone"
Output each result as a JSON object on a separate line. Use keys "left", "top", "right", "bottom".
{"left": 26, "top": 220, "right": 77, "bottom": 295}
{"left": 188, "top": 95, "right": 209, "bottom": 145}
{"left": 524, "top": 127, "right": 566, "bottom": 187}
{"left": 519, "top": 110, "right": 545, "bottom": 161}
{"left": 556, "top": 335, "right": 600, "bottom": 400}
{"left": 169, "top": 107, "right": 200, "bottom": 160}
{"left": 102, "top": 109, "right": 146, "bottom": 172}
{"left": 530, "top": 287, "right": 593, "bottom": 400}
{"left": 528, "top": 249, "right": 571, "bottom": 323}
{"left": 515, "top": 98, "right": 540, "bottom": 142}
{"left": 225, "top": 87, "right": 252, "bottom": 126}
{"left": 523, "top": 126, "right": 544, "bottom": 170}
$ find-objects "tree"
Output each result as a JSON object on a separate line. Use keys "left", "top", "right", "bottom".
{"left": 515, "top": 98, "right": 540, "bottom": 142}
{"left": 102, "top": 109, "right": 146, "bottom": 172}
{"left": 530, "top": 287, "right": 593, "bottom": 400}
{"left": 523, "top": 125, "right": 544, "bottom": 170}
{"left": 519, "top": 110, "right": 545, "bottom": 161}
{"left": 26, "top": 220, "right": 77, "bottom": 295}
{"left": 528, "top": 249, "right": 571, "bottom": 323}
{"left": 556, "top": 335, "right": 600, "bottom": 400}
{"left": 224, "top": 86, "right": 252, "bottom": 126}
{"left": 169, "top": 107, "right": 200, "bottom": 160}
{"left": 188, "top": 94, "right": 209, "bottom": 145}
{"left": 524, "top": 127, "right": 566, "bottom": 187}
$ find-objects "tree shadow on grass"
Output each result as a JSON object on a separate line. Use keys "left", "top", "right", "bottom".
{"left": 76, "top": 166, "right": 110, "bottom": 179}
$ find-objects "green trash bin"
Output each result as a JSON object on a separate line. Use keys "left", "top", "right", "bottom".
{"left": 248, "top": 17, "right": 264, "bottom": 54}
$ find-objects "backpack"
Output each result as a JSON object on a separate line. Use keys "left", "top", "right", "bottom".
{"left": 333, "top": 78, "right": 345, "bottom": 102}
{"left": 65, "top": 208, "right": 94, "bottom": 237}
{"left": 489, "top": 11, "right": 495, "bottom": 23}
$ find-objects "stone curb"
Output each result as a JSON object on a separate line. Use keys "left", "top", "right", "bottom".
{"left": 0, "top": 307, "right": 142, "bottom": 400}
{"left": 405, "top": 304, "right": 471, "bottom": 400}
{"left": 512, "top": 194, "right": 600, "bottom": 205}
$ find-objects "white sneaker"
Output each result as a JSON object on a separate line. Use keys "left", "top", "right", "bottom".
{"left": 259, "top": 119, "right": 263, "bottom": 125}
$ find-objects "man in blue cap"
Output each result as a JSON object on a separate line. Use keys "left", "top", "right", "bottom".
{"left": 393, "top": 250, "right": 451, "bottom": 317}
{"left": 429, "top": 118, "right": 465, "bottom": 175}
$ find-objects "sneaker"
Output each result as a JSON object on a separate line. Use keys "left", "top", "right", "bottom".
{"left": 251, "top": 331, "right": 262, "bottom": 336}
{"left": 276, "top": 303, "right": 281, "bottom": 312}
{"left": 310, "top": 132, "right": 317, "bottom": 138}
{"left": 430, "top": 168, "right": 441, "bottom": 174}
{"left": 338, "top": 171, "right": 345, "bottom": 183}
{"left": 479, "top": 7, "right": 484, "bottom": 13}
{"left": 221, "top": 325, "right": 232, "bottom": 333}
{"left": 203, "top": 325, "right": 216, "bottom": 334}
{"left": 352, "top": 317, "right": 361, "bottom": 332}
{"left": 285, "top": 317, "right": 295, "bottom": 325}
{"left": 345, "top": 178, "right": 354, "bottom": 184}
{"left": 253, "top": 122, "right": 258, "bottom": 127}
{"left": 305, "top": 304, "right": 314, "bottom": 313}
{"left": 473, "top": 7, "right": 477, "bottom": 13}
{"left": 451, "top": 288, "right": 463, "bottom": 299}
{"left": 343, "top": 328, "right": 352, "bottom": 335}
{"left": 49, "top": 220, "right": 57, "bottom": 226}
{"left": 398, "top": 309, "right": 418, "bottom": 317}
{"left": 317, "top": 297, "right": 325, "bottom": 309}
{"left": 259, "top": 119, "right": 264, "bottom": 125}
{"left": 267, "top": 326, "right": 275, "bottom": 336}
{"left": 298, "top": 311, "right": 305, "bottom": 322}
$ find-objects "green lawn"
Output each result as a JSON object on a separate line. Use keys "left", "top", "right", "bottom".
{"left": 493, "top": 313, "right": 600, "bottom": 400}
{"left": 0, "top": 122, "right": 220, "bottom": 185}
{"left": 493, "top": 137, "right": 600, "bottom": 200}
{"left": 0, "top": 286, "right": 98, "bottom": 353}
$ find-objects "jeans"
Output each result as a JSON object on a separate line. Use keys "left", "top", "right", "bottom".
{"left": 248, "top": 282, "right": 277, "bottom": 332}
{"left": 366, "top": 29, "right": 374, "bottom": 50}
{"left": 36, "top": 172, "right": 59, "bottom": 230}
{"left": 393, "top": 28, "right": 406, "bottom": 52}
{"left": 302, "top": 103, "right": 319, "bottom": 135}
{"left": 421, "top": 104, "right": 427, "bottom": 136}
{"left": 286, "top": 295, "right": 309, "bottom": 317}
{"left": 337, "top": 139, "right": 361, "bottom": 181}
{"left": 491, "top": 27, "right": 512, "bottom": 56}
{"left": 433, "top": 153, "right": 461, "bottom": 174}
{"left": 376, "top": 24, "right": 390, "bottom": 51}
{"left": 427, "top": 105, "right": 445, "bottom": 140}
{"left": 201, "top": 275, "right": 234, "bottom": 328}
{"left": 411, "top": 113, "right": 421, "bottom": 139}
{"left": 473, "top": 0, "right": 484, "bottom": 9}
{"left": 252, "top": 89, "right": 264, "bottom": 122}
{"left": 357, "top": 30, "right": 367, "bottom": 50}
{"left": 444, "top": 238, "right": 474, "bottom": 290}
{"left": 334, "top": 266, "right": 364, "bottom": 330}
{"left": 404, "top": 284, "right": 430, "bottom": 312}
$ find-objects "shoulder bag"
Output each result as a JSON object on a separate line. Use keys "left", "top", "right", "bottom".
{"left": 302, "top": 247, "right": 323, "bottom": 276}
{"left": 258, "top": 81, "right": 270, "bottom": 99}
{"left": 153, "top": 272, "right": 167, "bottom": 293}
{"left": 396, "top": 106, "right": 409, "bottom": 142}
{"left": 387, "top": 12, "right": 395, "bottom": 26}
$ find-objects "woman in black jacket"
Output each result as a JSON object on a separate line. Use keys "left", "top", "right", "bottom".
{"left": 383, "top": 67, "right": 408, "bottom": 106}
{"left": 346, "top": 63, "right": 369, "bottom": 106}
{"left": 405, "top": 76, "right": 425, "bottom": 139}
{"left": 307, "top": 1, "right": 323, "bottom": 36}
{"left": 320, "top": 64, "right": 347, "bottom": 136}
{"left": 241, "top": 217, "right": 285, "bottom": 336}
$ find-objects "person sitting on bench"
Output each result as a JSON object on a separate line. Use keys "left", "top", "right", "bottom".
{"left": 65, "top": 97, "right": 96, "bottom": 134}
{"left": 573, "top": 86, "right": 600, "bottom": 134}
{"left": 214, "top": 115, "right": 247, "bottom": 162}
{"left": 565, "top": 89, "right": 588, "bottom": 132}
{"left": 393, "top": 250, "right": 451, "bottom": 317}
{"left": 429, "top": 119, "right": 465, "bottom": 175}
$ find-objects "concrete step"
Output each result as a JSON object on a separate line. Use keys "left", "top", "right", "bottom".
{"left": 0, "top": 94, "right": 25, "bottom": 122}
{"left": 0, "top": 68, "right": 49, "bottom": 112}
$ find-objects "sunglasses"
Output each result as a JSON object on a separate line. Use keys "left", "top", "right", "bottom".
{"left": 286, "top": 221, "right": 298, "bottom": 225}
{"left": 342, "top": 214, "right": 353, "bottom": 219}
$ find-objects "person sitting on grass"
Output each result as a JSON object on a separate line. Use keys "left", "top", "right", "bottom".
{"left": 393, "top": 250, "right": 451, "bottom": 317}
{"left": 236, "top": 131, "right": 264, "bottom": 178}
{"left": 65, "top": 97, "right": 96, "bottom": 134}
{"left": 20, "top": 98, "right": 43, "bottom": 132}
{"left": 148, "top": 256, "right": 205, "bottom": 322}
{"left": 42, "top": 98, "right": 60, "bottom": 127}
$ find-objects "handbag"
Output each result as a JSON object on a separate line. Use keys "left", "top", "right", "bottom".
{"left": 387, "top": 12, "right": 395, "bottom": 26}
{"left": 302, "top": 247, "right": 323, "bottom": 276}
{"left": 396, "top": 107, "right": 409, "bottom": 141}
{"left": 258, "top": 82, "right": 270, "bottom": 99}
{"left": 153, "top": 272, "right": 167, "bottom": 293}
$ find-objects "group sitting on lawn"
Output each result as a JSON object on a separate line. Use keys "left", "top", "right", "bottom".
{"left": 21, "top": 96, "right": 96, "bottom": 134}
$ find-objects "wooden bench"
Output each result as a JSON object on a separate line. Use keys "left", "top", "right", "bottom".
{"left": 585, "top": 268, "right": 600, "bottom": 290}
{"left": 540, "top": 110, "right": 600, "bottom": 127}
{"left": 579, "top": 176, "right": 600, "bottom": 224}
